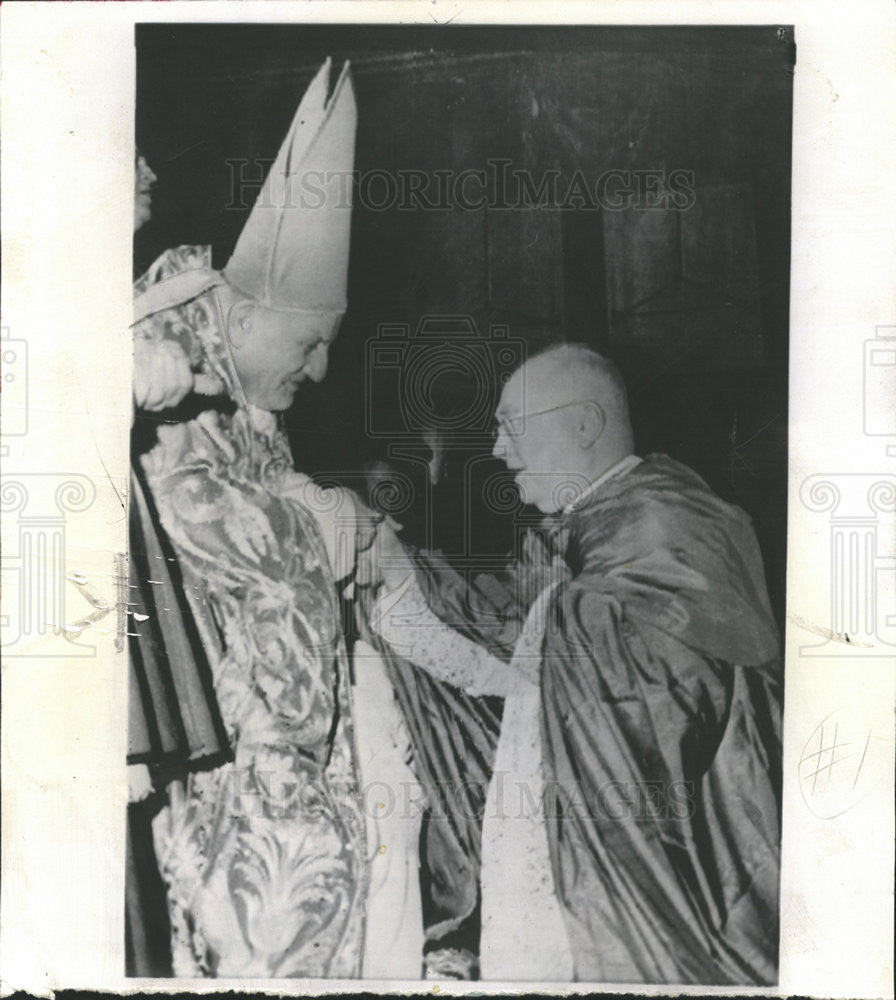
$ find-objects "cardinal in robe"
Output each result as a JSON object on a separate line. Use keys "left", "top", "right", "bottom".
{"left": 364, "top": 343, "right": 782, "bottom": 985}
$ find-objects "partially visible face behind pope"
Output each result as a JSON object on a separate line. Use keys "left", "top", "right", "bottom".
{"left": 134, "top": 154, "right": 156, "bottom": 231}
{"left": 231, "top": 306, "right": 339, "bottom": 412}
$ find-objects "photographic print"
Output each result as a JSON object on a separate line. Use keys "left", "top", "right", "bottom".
{"left": 127, "top": 23, "right": 791, "bottom": 984}
{"left": 1, "top": 5, "right": 892, "bottom": 998}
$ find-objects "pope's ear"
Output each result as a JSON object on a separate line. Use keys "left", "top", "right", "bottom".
{"left": 578, "top": 401, "right": 605, "bottom": 447}
{"left": 227, "top": 299, "right": 255, "bottom": 350}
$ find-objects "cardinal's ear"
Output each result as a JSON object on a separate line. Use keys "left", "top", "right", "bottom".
{"left": 578, "top": 401, "right": 605, "bottom": 448}
{"left": 227, "top": 299, "right": 255, "bottom": 350}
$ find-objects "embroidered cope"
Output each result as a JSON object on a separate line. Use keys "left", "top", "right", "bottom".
{"left": 133, "top": 246, "right": 368, "bottom": 978}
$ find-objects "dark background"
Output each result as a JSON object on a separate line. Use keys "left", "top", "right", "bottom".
{"left": 135, "top": 24, "right": 793, "bottom": 625}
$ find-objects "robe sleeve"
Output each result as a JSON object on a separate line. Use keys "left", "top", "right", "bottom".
{"left": 408, "top": 539, "right": 550, "bottom": 662}
{"left": 354, "top": 586, "right": 502, "bottom": 947}
{"left": 371, "top": 575, "right": 519, "bottom": 697}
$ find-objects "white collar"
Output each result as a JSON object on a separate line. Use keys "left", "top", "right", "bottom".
{"left": 562, "top": 454, "right": 642, "bottom": 515}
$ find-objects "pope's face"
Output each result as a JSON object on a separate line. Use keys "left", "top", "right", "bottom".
{"left": 232, "top": 307, "right": 338, "bottom": 412}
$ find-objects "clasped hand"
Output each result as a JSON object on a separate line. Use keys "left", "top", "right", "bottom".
{"left": 133, "top": 337, "right": 195, "bottom": 412}
{"left": 132, "top": 337, "right": 221, "bottom": 417}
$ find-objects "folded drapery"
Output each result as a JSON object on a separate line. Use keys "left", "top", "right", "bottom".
{"left": 127, "top": 459, "right": 230, "bottom": 769}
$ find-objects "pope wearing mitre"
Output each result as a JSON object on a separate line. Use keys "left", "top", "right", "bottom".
{"left": 129, "top": 61, "right": 423, "bottom": 979}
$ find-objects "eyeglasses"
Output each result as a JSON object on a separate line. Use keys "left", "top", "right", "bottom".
{"left": 491, "top": 399, "right": 599, "bottom": 438}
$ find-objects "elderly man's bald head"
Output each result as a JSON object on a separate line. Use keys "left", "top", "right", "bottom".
{"left": 524, "top": 344, "right": 630, "bottom": 424}
{"left": 493, "top": 344, "right": 635, "bottom": 512}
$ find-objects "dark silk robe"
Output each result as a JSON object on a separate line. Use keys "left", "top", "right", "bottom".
{"left": 412, "top": 454, "right": 782, "bottom": 985}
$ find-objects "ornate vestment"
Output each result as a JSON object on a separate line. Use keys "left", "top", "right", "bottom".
{"left": 132, "top": 245, "right": 368, "bottom": 977}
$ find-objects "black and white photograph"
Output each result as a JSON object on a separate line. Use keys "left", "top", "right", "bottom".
{"left": 127, "top": 23, "right": 790, "bottom": 984}
{"left": 1, "top": 4, "right": 894, "bottom": 997}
